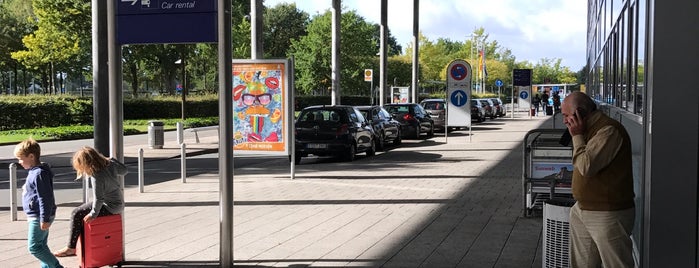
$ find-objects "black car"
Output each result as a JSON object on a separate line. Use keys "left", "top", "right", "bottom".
{"left": 383, "top": 103, "right": 434, "bottom": 139}
{"left": 294, "top": 105, "right": 375, "bottom": 164}
{"left": 471, "top": 99, "right": 486, "bottom": 122}
{"left": 356, "top": 105, "right": 402, "bottom": 150}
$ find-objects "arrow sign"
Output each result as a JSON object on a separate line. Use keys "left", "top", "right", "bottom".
{"left": 121, "top": 0, "right": 137, "bottom": 5}
{"left": 450, "top": 90, "right": 468, "bottom": 107}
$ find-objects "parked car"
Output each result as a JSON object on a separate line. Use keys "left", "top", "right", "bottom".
{"left": 294, "top": 105, "right": 375, "bottom": 164}
{"left": 355, "top": 105, "right": 402, "bottom": 150}
{"left": 476, "top": 99, "right": 495, "bottom": 119}
{"left": 420, "top": 98, "right": 447, "bottom": 131}
{"left": 384, "top": 103, "right": 434, "bottom": 139}
{"left": 471, "top": 99, "right": 486, "bottom": 122}
{"left": 489, "top": 98, "right": 506, "bottom": 117}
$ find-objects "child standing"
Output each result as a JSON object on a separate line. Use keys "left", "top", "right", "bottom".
{"left": 14, "top": 138, "right": 64, "bottom": 268}
{"left": 53, "top": 146, "right": 127, "bottom": 257}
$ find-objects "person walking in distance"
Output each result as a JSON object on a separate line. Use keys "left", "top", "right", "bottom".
{"left": 14, "top": 138, "right": 64, "bottom": 268}
{"left": 53, "top": 147, "right": 128, "bottom": 257}
{"left": 562, "top": 92, "right": 635, "bottom": 267}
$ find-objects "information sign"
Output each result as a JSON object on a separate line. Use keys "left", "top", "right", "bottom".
{"left": 116, "top": 0, "right": 218, "bottom": 44}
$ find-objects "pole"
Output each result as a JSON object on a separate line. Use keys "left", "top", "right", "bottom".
{"left": 92, "top": 0, "right": 109, "bottom": 155}
{"left": 9, "top": 163, "right": 17, "bottom": 221}
{"left": 218, "top": 0, "right": 234, "bottom": 265}
{"left": 138, "top": 148, "right": 144, "bottom": 193}
{"left": 181, "top": 143, "right": 187, "bottom": 183}
{"left": 176, "top": 122, "right": 183, "bottom": 144}
{"left": 411, "top": 0, "right": 419, "bottom": 103}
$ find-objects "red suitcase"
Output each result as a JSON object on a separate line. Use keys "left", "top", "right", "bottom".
{"left": 76, "top": 214, "right": 124, "bottom": 268}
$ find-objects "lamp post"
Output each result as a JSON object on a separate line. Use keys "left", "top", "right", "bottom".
{"left": 175, "top": 58, "right": 187, "bottom": 121}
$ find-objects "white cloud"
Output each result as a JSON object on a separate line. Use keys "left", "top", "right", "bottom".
{"left": 264, "top": 0, "right": 587, "bottom": 70}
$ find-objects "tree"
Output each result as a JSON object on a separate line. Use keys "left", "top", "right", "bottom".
{"left": 0, "top": 0, "right": 35, "bottom": 94}
{"left": 263, "top": 3, "right": 309, "bottom": 59}
{"left": 289, "top": 10, "right": 379, "bottom": 96}
{"left": 11, "top": 0, "right": 90, "bottom": 94}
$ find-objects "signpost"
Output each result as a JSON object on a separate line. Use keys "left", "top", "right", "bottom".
{"left": 365, "top": 69, "right": 373, "bottom": 104}
{"left": 512, "top": 69, "right": 532, "bottom": 119}
{"left": 495, "top": 79, "right": 503, "bottom": 99}
{"left": 446, "top": 59, "right": 473, "bottom": 142}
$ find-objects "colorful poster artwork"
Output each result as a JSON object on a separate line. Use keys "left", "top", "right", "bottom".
{"left": 232, "top": 63, "right": 285, "bottom": 152}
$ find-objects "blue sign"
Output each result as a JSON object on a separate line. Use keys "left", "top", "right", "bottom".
{"left": 117, "top": 0, "right": 218, "bottom": 44}
{"left": 450, "top": 90, "right": 468, "bottom": 107}
{"left": 495, "top": 79, "right": 503, "bottom": 87}
{"left": 520, "top": 91, "right": 529, "bottom": 100}
{"left": 450, "top": 64, "right": 468, "bottom": 81}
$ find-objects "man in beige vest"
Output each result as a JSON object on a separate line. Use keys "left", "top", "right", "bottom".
{"left": 562, "top": 92, "right": 635, "bottom": 267}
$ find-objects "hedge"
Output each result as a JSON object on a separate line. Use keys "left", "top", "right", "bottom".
{"left": 1, "top": 93, "right": 488, "bottom": 131}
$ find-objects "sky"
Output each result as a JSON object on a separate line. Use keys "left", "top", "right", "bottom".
{"left": 263, "top": 0, "right": 588, "bottom": 71}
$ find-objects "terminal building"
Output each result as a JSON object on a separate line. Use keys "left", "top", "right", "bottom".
{"left": 585, "top": 0, "right": 698, "bottom": 266}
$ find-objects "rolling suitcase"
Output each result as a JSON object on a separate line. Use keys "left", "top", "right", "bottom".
{"left": 76, "top": 214, "right": 123, "bottom": 268}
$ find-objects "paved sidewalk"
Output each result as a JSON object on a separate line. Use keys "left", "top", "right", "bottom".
{"left": 1, "top": 113, "right": 559, "bottom": 267}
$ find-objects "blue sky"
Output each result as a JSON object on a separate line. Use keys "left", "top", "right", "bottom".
{"left": 264, "top": 0, "right": 587, "bottom": 71}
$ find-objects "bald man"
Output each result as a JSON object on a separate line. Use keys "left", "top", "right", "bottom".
{"left": 562, "top": 92, "right": 635, "bottom": 268}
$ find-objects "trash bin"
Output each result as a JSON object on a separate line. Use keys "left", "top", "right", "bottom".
{"left": 530, "top": 108, "right": 536, "bottom": 116}
{"left": 542, "top": 198, "right": 575, "bottom": 268}
{"left": 148, "top": 120, "right": 164, "bottom": 149}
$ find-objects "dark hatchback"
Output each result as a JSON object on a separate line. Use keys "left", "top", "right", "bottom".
{"left": 383, "top": 103, "right": 434, "bottom": 139}
{"left": 294, "top": 105, "right": 375, "bottom": 164}
{"left": 356, "top": 105, "right": 402, "bottom": 150}
{"left": 471, "top": 99, "right": 486, "bottom": 122}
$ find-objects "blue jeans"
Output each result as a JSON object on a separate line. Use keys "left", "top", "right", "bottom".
{"left": 28, "top": 219, "right": 63, "bottom": 268}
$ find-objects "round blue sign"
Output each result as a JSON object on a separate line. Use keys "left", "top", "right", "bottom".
{"left": 450, "top": 64, "right": 467, "bottom": 81}
{"left": 450, "top": 90, "right": 468, "bottom": 107}
{"left": 519, "top": 91, "right": 529, "bottom": 100}
{"left": 495, "top": 79, "right": 503, "bottom": 87}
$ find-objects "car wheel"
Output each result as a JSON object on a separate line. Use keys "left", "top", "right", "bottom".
{"left": 344, "top": 144, "right": 356, "bottom": 162}
{"left": 366, "top": 139, "right": 376, "bottom": 156}
{"left": 294, "top": 154, "right": 302, "bottom": 165}
{"left": 376, "top": 133, "right": 385, "bottom": 151}
{"left": 393, "top": 130, "right": 402, "bottom": 145}
{"left": 414, "top": 126, "right": 421, "bottom": 139}
{"left": 427, "top": 123, "right": 434, "bottom": 138}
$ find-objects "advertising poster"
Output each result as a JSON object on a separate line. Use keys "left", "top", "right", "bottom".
{"left": 232, "top": 61, "right": 289, "bottom": 154}
{"left": 531, "top": 162, "right": 574, "bottom": 179}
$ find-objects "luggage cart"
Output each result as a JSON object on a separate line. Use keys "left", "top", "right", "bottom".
{"left": 522, "top": 129, "right": 574, "bottom": 217}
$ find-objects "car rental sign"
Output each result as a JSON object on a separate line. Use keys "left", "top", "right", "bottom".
{"left": 446, "top": 59, "right": 472, "bottom": 127}
{"left": 116, "top": 0, "right": 218, "bottom": 44}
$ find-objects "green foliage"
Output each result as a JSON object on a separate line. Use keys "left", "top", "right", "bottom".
{"left": 264, "top": 3, "right": 309, "bottom": 59}
{"left": 289, "top": 10, "right": 386, "bottom": 95}
{"left": 0, "top": 95, "right": 220, "bottom": 130}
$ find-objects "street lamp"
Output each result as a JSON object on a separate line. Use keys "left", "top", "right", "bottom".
{"left": 175, "top": 58, "right": 187, "bottom": 121}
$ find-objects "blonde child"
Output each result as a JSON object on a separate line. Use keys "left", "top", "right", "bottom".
{"left": 53, "top": 147, "right": 127, "bottom": 257}
{"left": 14, "top": 138, "right": 64, "bottom": 268}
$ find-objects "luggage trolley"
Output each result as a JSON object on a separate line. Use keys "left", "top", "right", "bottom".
{"left": 522, "top": 129, "right": 574, "bottom": 217}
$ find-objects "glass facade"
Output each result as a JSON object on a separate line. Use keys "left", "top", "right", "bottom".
{"left": 587, "top": 0, "right": 645, "bottom": 115}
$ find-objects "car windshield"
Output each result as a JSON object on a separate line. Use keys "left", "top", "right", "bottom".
{"left": 385, "top": 105, "right": 410, "bottom": 114}
{"left": 299, "top": 109, "right": 344, "bottom": 123}
{"left": 422, "top": 102, "right": 443, "bottom": 110}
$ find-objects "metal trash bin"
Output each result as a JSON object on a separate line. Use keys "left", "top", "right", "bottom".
{"left": 542, "top": 198, "right": 575, "bottom": 268}
{"left": 148, "top": 120, "right": 164, "bottom": 149}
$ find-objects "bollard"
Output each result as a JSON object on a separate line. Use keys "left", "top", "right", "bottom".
{"left": 138, "top": 148, "right": 144, "bottom": 193}
{"left": 176, "top": 122, "right": 184, "bottom": 145}
{"left": 9, "top": 163, "right": 17, "bottom": 221}
{"left": 181, "top": 143, "right": 187, "bottom": 183}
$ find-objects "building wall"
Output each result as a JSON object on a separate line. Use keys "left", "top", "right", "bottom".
{"left": 586, "top": 0, "right": 699, "bottom": 267}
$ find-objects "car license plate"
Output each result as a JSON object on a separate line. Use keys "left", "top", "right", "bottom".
{"left": 307, "top": 143, "right": 327, "bottom": 149}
